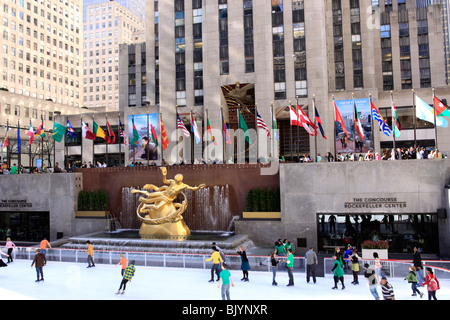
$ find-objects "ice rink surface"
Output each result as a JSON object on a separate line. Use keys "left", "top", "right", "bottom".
{"left": 0, "top": 259, "right": 449, "bottom": 301}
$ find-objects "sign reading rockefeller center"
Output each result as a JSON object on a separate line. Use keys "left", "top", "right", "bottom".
{"left": 344, "top": 197, "right": 407, "bottom": 209}
{"left": 0, "top": 199, "right": 33, "bottom": 209}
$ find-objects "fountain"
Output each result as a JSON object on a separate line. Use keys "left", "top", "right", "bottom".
{"left": 61, "top": 168, "right": 255, "bottom": 254}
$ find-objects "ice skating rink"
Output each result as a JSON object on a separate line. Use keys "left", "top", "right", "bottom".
{"left": 0, "top": 260, "right": 449, "bottom": 300}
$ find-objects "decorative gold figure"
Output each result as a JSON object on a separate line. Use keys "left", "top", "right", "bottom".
{"left": 131, "top": 167, "right": 206, "bottom": 240}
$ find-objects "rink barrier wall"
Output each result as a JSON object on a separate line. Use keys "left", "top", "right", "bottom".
{"left": 6, "top": 247, "right": 450, "bottom": 279}
{"left": 323, "top": 257, "right": 450, "bottom": 280}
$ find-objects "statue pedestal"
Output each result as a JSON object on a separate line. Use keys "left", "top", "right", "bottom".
{"left": 139, "top": 217, "right": 191, "bottom": 241}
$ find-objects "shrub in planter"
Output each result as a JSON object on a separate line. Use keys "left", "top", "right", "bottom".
{"left": 361, "top": 240, "right": 389, "bottom": 250}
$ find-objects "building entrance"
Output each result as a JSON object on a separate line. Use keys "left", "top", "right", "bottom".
{"left": 317, "top": 213, "right": 439, "bottom": 254}
{"left": 0, "top": 212, "right": 50, "bottom": 242}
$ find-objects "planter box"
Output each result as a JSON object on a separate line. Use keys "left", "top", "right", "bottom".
{"left": 362, "top": 248, "right": 388, "bottom": 260}
{"left": 75, "top": 211, "right": 110, "bottom": 218}
{"left": 242, "top": 212, "right": 281, "bottom": 219}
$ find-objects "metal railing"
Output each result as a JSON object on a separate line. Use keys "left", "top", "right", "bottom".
{"left": 8, "top": 246, "right": 305, "bottom": 273}
{"left": 8, "top": 246, "right": 450, "bottom": 279}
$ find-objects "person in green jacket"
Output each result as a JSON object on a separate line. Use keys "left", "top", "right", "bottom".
{"left": 284, "top": 248, "right": 294, "bottom": 286}
{"left": 116, "top": 260, "right": 136, "bottom": 295}
{"left": 404, "top": 266, "right": 423, "bottom": 298}
{"left": 331, "top": 255, "right": 345, "bottom": 290}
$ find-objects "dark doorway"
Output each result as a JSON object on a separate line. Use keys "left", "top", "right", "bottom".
{"left": 317, "top": 213, "right": 439, "bottom": 254}
{"left": 0, "top": 212, "right": 50, "bottom": 242}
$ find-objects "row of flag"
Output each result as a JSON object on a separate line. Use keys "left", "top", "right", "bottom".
{"left": 4, "top": 90, "right": 449, "bottom": 154}
{"left": 333, "top": 92, "right": 450, "bottom": 141}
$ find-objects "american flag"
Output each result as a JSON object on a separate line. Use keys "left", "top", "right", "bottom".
{"left": 256, "top": 111, "right": 270, "bottom": 137}
{"left": 119, "top": 120, "right": 128, "bottom": 146}
{"left": 177, "top": 112, "right": 190, "bottom": 138}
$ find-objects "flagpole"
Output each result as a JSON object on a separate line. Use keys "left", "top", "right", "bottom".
{"left": 118, "top": 114, "right": 122, "bottom": 167}
{"left": 333, "top": 95, "right": 336, "bottom": 161}
{"left": 40, "top": 115, "right": 44, "bottom": 169}
{"left": 352, "top": 92, "right": 356, "bottom": 157}
{"left": 190, "top": 108, "right": 194, "bottom": 164}
{"left": 105, "top": 114, "right": 109, "bottom": 166}
{"left": 313, "top": 95, "right": 317, "bottom": 162}
{"left": 205, "top": 107, "right": 209, "bottom": 163}
{"left": 159, "top": 106, "right": 163, "bottom": 165}
{"left": 390, "top": 91, "right": 396, "bottom": 159}
{"left": 289, "top": 101, "right": 293, "bottom": 161}
{"left": 80, "top": 117, "right": 83, "bottom": 167}
{"left": 432, "top": 87, "right": 438, "bottom": 151}
{"left": 369, "top": 94, "right": 374, "bottom": 157}
{"left": 17, "top": 119, "right": 21, "bottom": 171}
{"left": 255, "top": 103, "right": 259, "bottom": 162}
{"left": 29, "top": 119, "right": 32, "bottom": 173}
{"left": 271, "top": 102, "right": 275, "bottom": 161}
{"left": 412, "top": 89, "right": 417, "bottom": 152}
{"left": 176, "top": 106, "right": 179, "bottom": 164}
{"left": 296, "top": 97, "right": 300, "bottom": 160}
{"left": 237, "top": 105, "right": 240, "bottom": 163}
{"left": 221, "top": 107, "right": 226, "bottom": 163}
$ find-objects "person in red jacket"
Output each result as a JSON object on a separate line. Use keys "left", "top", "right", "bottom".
{"left": 422, "top": 267, "right": 440, "bottom": 300}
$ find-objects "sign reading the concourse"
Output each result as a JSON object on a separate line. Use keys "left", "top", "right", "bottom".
{"left": 0, "top": 200, "right": 33, "bottom": 209}
{"left": 344, "top": 197, "right": 406, "bottom": 209}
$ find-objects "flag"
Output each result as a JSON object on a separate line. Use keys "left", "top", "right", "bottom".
{"left": 297, "top": 105, "right": 316, "bottom": 136}
{"left": 206, "top": 115, "right": 218, "bottom": 145}
{"left": 416, "top": 95, "right": 448, "bottom": 127}
{"left": 106, "top": 121, "right": 116, "bottom": 144}
{"left": 434, "top": 96, "right": 450, "bottom": 118}
{"left": 334, "top": 101, "right": 349, "bottom": 138}
{"left": 271, "top": 107, "right": 279, "bottom": 140}
{"left": 221, "top": 109, "right": 231, "bottom": 145}
{"left": 119, "top": 120, "right": 128, "bottom": 146}
{"left": 160, "top": 116, "right": 169, "bottom": 151}
{"left": 131, "top": 118, "right": 139, "bottom": 145}
{"left": 35, "top": 123, "right": 45, "bottom": 138}
{"left": 314, "top": 103, "right": 327, "bottom": 139}
{"left": 354, "top": 101, "right": 365, "bottom": 141}
{"left": 52, "top": 122, "right": 67, "bottom": 143}
{"left": 93, "top": 121, "right": 106, "bottom": 140}
{"left": 256, "top": 111, "right": 270, "bottom": 137}
{"left": 17, "top": 123, "right": 21, "bottom": 153}
{"left": 191, "top": 113, "right": 201, "bottom": 144}
{"left": 371, "top": 101, "right": 392, "bottom": 137}
{"left": 27, "top": 123, "right": 34, "bottom": 145}
{"left": 177, "top": 113, "right": 190, "bottom": 138}
{"left": 3, "top": 123, "right": 9, "bottom": 148}
{"left": 150, "top": 123, "right": 158, "bottom": 147}
{"left": 238, "top": 109, "right": 252, "bottom": 144}
{"left": 392, "top": 102, "right": 402, "bottom": 138}
{"left": 82, "top": 122, "right": 96, "bottom": 140}
{"left": 67, "top": 119, "right": 77, "bottom": 139}
{"left": 290, "top": 106, "right": 299, "bottom": 126}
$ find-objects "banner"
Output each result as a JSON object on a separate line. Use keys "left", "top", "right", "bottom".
{"left": 334, "top": 98, "right": 372, "bottom": 154}
{"left": 128, "top": 114, "right": 159, "bottom": 162}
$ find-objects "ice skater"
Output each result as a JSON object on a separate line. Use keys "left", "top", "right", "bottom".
{"left": 270, "top": 251, "right": 279, "bottom": 286}
{"left": 284, "top": 248, "right": 294, "bottom": 286}
{"left": 84, "top": 240, "right": 95, "bottom": 268}
{"left": 236, "top": 246, "right": 250, "bottom": 282}
{"left": 331, "top": 254, "right": 345, "bottom": 290}
{"left": 218, "top": 263, "right": 234, "bottom": 300}
{"left": 0, "top": 250, "right": 9, "bottom": 268}
{"left": 422, "top": 267, "right": 440, "bottom": 300}
{"left": 5, "top": 238, "right": 15, "bottom": 263}
{"left": 39, "top": 238, "right": 51, "bottom": 256}
{"left": 31, "top": 249, "right": 46, "bottom": 282}
{"left": 380, "top": 277, "right": 395, "bottom": 300}
{"left": 404, "top": 266, "right": 423, "bottom": 298}
{"left": 115, "top": 254, "right": 128, "bottom": 276}
{"left": 305, "top": 247, "right": 318, "bottom": 284}
{"left": 205, "top": 246, "right": 223, "bottom": 282}
{"left": 116, "top": 260, "right": 136, "bottom": 295}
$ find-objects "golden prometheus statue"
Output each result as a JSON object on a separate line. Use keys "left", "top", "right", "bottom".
{"left": 131, "top": 167, "right": 206, "bottom": 240}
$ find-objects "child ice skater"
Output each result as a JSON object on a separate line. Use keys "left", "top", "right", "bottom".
{"left": 404, "top": 266, "right": 423, "bottom": 298}
{"left": 218, "top": 263, "right": 234, "bottom": 300}
{"left": 116, "top": 260, "right": 135, "bottom": 295}
{"left": 331, "top": 254, "right": 345, "bottom": 290}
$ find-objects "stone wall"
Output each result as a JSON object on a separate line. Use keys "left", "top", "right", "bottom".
{"left": 236, "top": 160, "right": 450, "bottom": 257}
